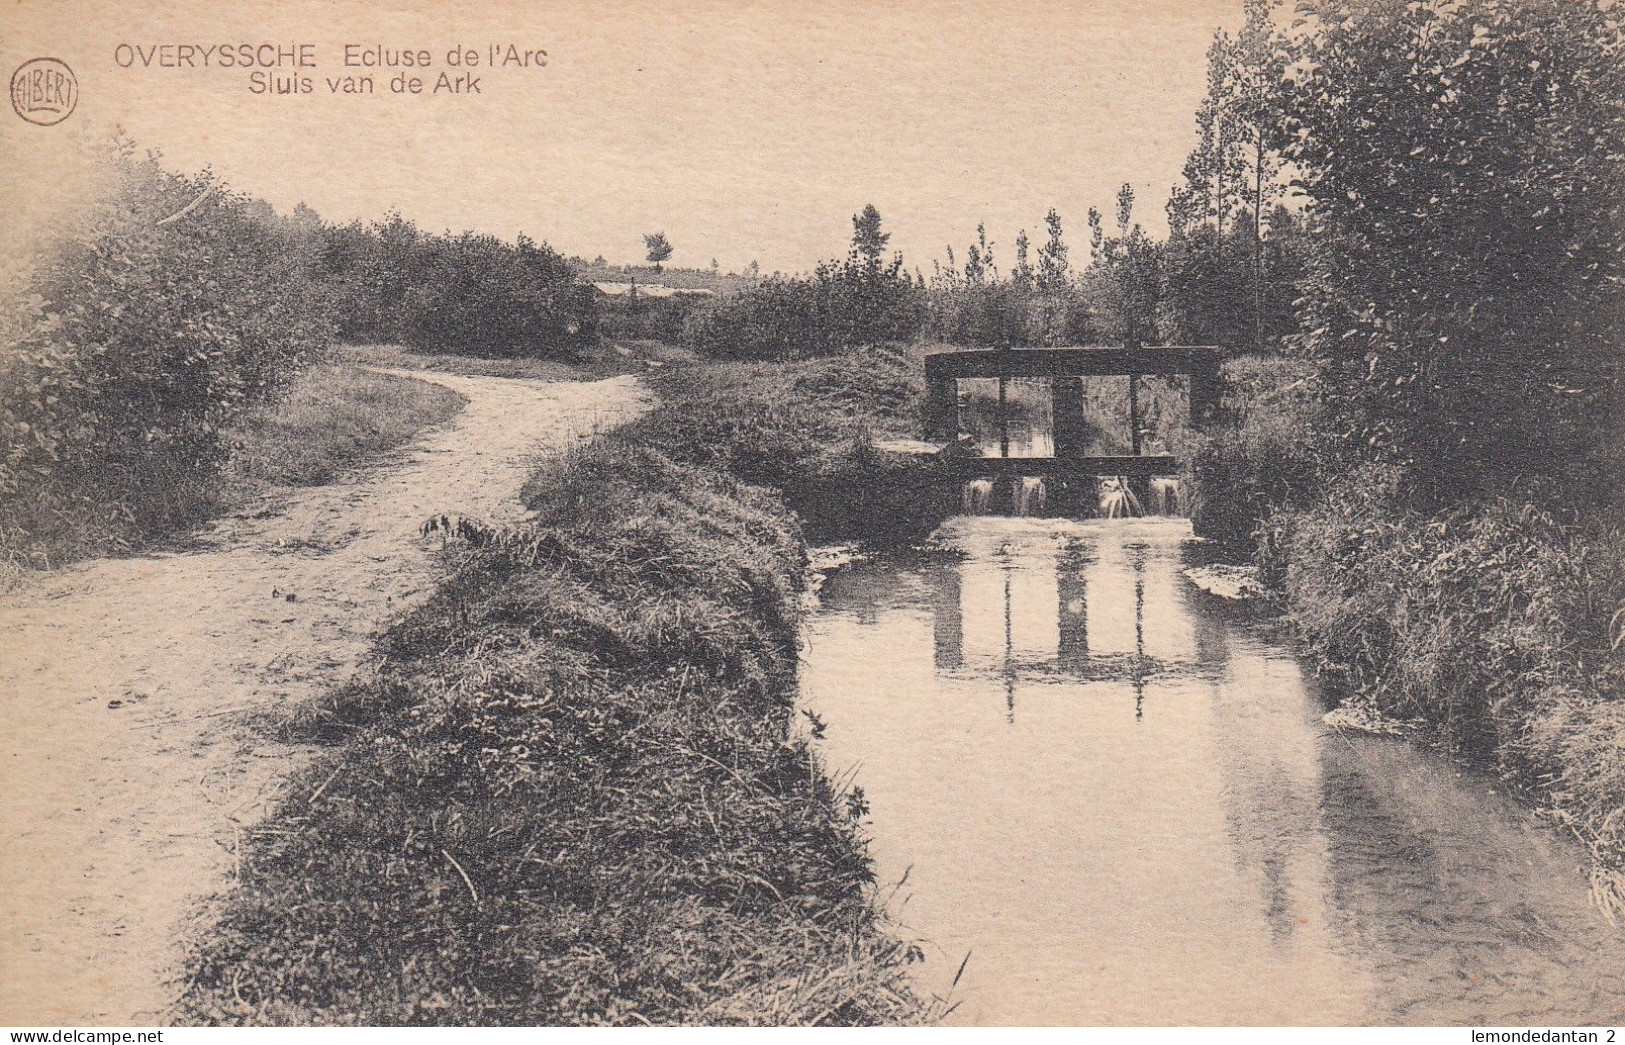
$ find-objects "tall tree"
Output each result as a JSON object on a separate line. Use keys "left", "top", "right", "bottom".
{"left": 1036, "top": 209, "right": 1070, "bottom": 293}
{"left": 1012, "top": 229, "right": 1034, "bottom": 291}
{"left": 643, "top": 231, "right": 674, "bottom": 272}
{"left": 1086, "top": 185, "right": 1162, "bottom": 349}
{"left": 1283, "top": 0, "right": 1625, "bottom": 503}
{"left": 851, "top": 204, "right": 890, "bottom": 266}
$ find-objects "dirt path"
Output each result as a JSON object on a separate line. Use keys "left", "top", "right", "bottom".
{"left": 0, "top": 370, "right": 649, "bottom": 1026}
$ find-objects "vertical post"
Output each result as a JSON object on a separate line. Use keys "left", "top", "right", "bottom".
{"left": 1189, "top": 355, "right": 1222, "bottom": 430}
{"left": 1051, "top": 376, "right": 1086, "bottom": 459}
{"left": 1128, "top": 374, "right": 1142, "bottom": 456}
{"left": 997, "top": 376, "right": 1010, "bottom": 458}
{"left": 925, "top": 373, "right": 958, "bottom": 442}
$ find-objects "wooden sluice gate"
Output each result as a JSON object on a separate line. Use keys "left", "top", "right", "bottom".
{"left": 920, "top": 346, "right": 1223, "bottom": 515}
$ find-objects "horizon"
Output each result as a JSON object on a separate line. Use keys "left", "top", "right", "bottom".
{"left": 3, "top": 0, "right": 1242, "bottom": 275}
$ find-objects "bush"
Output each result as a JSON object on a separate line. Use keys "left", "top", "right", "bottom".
{"left": 1271, "top": 475, "right": 1625, "bottom": 770}
{"left": 595, "top": 292, "right": 706, "bottom": 344}
{"left": 680, "top": 258, "right": 923, "bottom": 361}
{"left": 319, "top": 217, "right": 597, "bottom": 360}
{"left": 923, "top": 283, "right": 1094, "bottom": 348}
{"left": 0, "top": 144, "right": 332, "bottom": 565}
{"left": 399, "top": 234, "right": 598, "bottom": 358}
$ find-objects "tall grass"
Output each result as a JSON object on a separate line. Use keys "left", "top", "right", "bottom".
{"left": 222, "top": 364, "right": 465, "bottom": 491}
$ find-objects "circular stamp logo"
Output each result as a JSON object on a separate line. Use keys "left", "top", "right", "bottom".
{"left": 10, "top": 58, "right": 78, "bottom": 126}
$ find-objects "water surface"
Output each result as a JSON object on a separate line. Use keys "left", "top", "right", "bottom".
{"left": 800, "top": 517, "right": 1625, "bottom": 1026}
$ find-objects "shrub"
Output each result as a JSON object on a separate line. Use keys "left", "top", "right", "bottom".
{"left": 0, "top": 144, "right": 332, "bottom": 565}
{"left": 320, "top": 219, "right": 597, "bottom": 359}
{"left": 680, "top": 258, "right": 923, "bottom": 361}
{"left": 923, "top": 283, "right": 1096, "bottom": 348}
{"left": 595, "top": 291, "right": 705, "bottom": 343}
{"left": 1271, "top": 474, "right": 1625, "bottom": 763}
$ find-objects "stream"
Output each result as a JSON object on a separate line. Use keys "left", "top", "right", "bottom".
{"left": 800, "top": 516, "right": 1625, "bottom": 1026}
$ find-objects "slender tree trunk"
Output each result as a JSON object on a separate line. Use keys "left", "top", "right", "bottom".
{"left": 1215, "top": 125, "right": 1226, "bottom": 268}
{"left": 1254, "top": 133, "right": 1265, "bottom": 354}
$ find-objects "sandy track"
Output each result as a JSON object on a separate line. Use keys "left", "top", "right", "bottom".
{"left": 0, "top": 370, "right": 649, "bottom": 1025}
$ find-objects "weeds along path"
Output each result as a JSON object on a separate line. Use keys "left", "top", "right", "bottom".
{"left": 0, "top": 370, "right": 650, "bottom": 1025}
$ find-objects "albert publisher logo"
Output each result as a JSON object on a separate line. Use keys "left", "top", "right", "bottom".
{"left": 10, "top": 58, "right": 78, "bottom": 126}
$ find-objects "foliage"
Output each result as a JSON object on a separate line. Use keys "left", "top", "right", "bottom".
{"left": 0, "top": 143, "right": 333, "bottom": 565}
{"left": 1082, "top": 186, "right": 1163, "bottom": 348}
{"left": 643, "top": 230, "right": 674, "bottom": 270}
{"left": 923, "top": 215, "right": 1094, "bottom": 348}
{"left": 321, "top": 218, "right": 598, "bottom": 360}
{"left": 850, "top": 205, "right": 890, "bottom": 265}
{"left": 1184, "top": 354, "right": 1325, "bottom": 554}
{"left": 680, "top": 209, "right": 924, "bottom": 360}
{"left": 596, "top": 291, "right": 707, "bottom": 344}
{"left": 1160, "top": 208, "right": 1306, "bottom": 350}
{"left": 1281, "top": 0, "right": 1625, "bottom": 504}
{"left": 1271, "top": 481, "right": 1625, "bottom": 761}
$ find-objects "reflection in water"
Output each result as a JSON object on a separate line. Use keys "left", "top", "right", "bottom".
{"left": 800, "top": 517, "right": 1625, "bottom": 1026}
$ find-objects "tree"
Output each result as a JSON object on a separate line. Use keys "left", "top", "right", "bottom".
{"left": 963, "top": 223, "right": 995, "bottom": 285}
{"left": 1167, "top": 0, "right": 1290, "bottom": 354}
{"left": 643, "top": 231, "right": 674, "bottom": 272}
{"left": 1012, "top": 229, "right": 1034, "bottom": 291}
{"left": 1282, "top": 0, "right": 1625, "bottom": 504}
{"left": 851, "top": 204, "right": 890, "bottom": 266}
{"left": 1036, "top": 209, "right": 1069, "bottom": 293}
{"left": 1085, "top": 185, "right": 1162, "bottom": 349}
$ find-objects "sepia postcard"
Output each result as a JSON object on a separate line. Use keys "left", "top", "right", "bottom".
{"left": 2, "top": 0, "right": 1623, "bottom": 1033}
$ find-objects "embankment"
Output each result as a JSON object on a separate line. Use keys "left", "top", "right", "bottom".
{"left": 1188, "top": 354, "right": 1625, "bottom": 912}
{"left": 179, "top": 348, "right": 942, "bottom": 1025}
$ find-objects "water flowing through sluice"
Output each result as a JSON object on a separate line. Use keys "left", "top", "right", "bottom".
{"left": 959, "top": 476, "right": 1182, "bottom": 518}
{"left": 1014, "top": 476, "right": 1046, "bottom": 517}
{"left": 961, "top": 478, "right": 994, "bottom": 515}
{"left": 800, "top": 517, "right": 1625, "bottom": 1025}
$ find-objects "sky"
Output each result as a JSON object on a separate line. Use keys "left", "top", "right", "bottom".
{"left": 3, "top": 0, "right": 1241, "bottom": 275}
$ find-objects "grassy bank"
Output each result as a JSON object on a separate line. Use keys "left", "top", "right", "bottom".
{"left": 179, "top": 351, "right": 941, "bottom": 1025}
{"left": 1190, "top": 354, "right": 1625, "bottom": 912}
{"left": 1, "top": 362, "right": 464, "bottom": 580}
{"left": 223, "top": 363, "right": 465, "bottom": 492}
{"left": 625, "top": 346, "right": 947, "bottom": 543}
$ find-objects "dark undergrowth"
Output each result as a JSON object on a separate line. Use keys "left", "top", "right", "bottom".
{"left": 178, "top": 352, "right": 943, "bottom": 1026}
